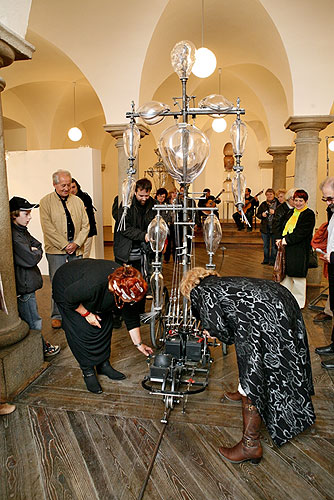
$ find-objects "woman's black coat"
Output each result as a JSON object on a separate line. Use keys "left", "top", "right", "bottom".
{"left": 190, "top": 275, "right": 315, "bottom": 447}
{"left": 281, "top": 208, "right": 315, "bottom": 277}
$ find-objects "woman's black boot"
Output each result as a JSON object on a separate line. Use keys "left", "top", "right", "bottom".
{"left": 96, "top": 360, "right": 126, "bottom": 380}
{"left": 82, "top": 368, "right": 103, "bottom": 393}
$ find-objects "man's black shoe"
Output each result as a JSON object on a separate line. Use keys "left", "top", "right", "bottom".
{"left": 321, "top": 359, "right": 334, "bottom": 370}
{"left": 315, "top": 343, "right": 334, "bottom": 355}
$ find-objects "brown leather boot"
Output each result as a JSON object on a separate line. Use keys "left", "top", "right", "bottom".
{"left": 221, "top": 390, "right": 242, "bottom": 403}
{"left": 218, "top": 395, "right": 263, "bottom": 464}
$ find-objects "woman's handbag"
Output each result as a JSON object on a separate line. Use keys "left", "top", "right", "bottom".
{"left": 308, "top": 247, "right": 318, "bottom": 268}
{"left": 273, "top": 242, "right": 286, "bottom": 283}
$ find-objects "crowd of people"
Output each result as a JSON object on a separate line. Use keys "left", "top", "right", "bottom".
{"left": 4, "top": 171, "right": 334, "bottom": 468}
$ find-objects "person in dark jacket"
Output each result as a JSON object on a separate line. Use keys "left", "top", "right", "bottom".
{"left": 70, "top": 178, "right": 97, "bottom": 258}
{"left": 256, "top": 188, "right": 279, "bottom": 265}
{"left": 180, "top": 267, "right": 315, "bottom": 464}
{"left": 10, "top": 196, "right": 60, "bottom": 358}
{"left": 272, "top": 188, "right": 295, "bottom": 240}
{"left": 52, "top": 259, "right": 153, "bottom": 393}
{"left": 113, "top": 178, "right": 155, "bottom": 277}
{"left": 277, "top": 189, "right": 315, "bottom": 308}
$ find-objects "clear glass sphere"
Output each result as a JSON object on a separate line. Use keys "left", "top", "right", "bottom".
{"left": 158, "top": 123, "right": 210, "bottom": 184}
{"left": 68, "top": 127, "right": 82, "bottom": 142}
{"left": 212, "top": 118, "right": 227, "bottom": 133}
{"left": 192, "top": 47, "right": 217, "bottom": 78}
{"left": 230, "top": 119, "right": 248, "bottom": 156}
{"left": 171, "top": 40, "right": 196, "bottom": 79}
{"left": 329, "top": 140, "right": 334, "bottom": 152}
{"left": 203, "top": 214, "right": 222, "bottom": 254}
{"left": 123, "top": 124, "right": 140, "bottom": 158}
{"left": 147, "top": 216, "right": 169, "bottom": 252}
{"left": 137, "top": 101, "right": 169, "bottom": 125}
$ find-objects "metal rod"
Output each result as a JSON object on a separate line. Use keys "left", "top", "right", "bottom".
{"left": 137, "top": 411, "right": 170, "bottom": 500}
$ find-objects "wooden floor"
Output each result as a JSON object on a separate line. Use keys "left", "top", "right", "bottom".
{"left": 1, "top": 235, "right": 334, "bottom": 500}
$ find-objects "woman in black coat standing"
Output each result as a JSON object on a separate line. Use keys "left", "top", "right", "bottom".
{"left": 53, "top": 259, "right": 153, "bottom": 393}
{"left": 71, "top": 178, "right": 97, "bottom": 258}
{"left": 180, "top": 267, "right": 315, "bottom": 464}
{"left": 277, "top": 189, "right": 315, "bottom": 309}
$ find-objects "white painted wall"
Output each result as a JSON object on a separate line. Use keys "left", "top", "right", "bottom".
{"left": 6, "top": 147, "right": 104, "bottom": 274}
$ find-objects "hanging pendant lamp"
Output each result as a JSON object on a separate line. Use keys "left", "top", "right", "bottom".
{"left": 68, "top": 82, "right": 82, "bottom": 142}
{"left": 191, "top": 0, "right": 216, "bottom": 78}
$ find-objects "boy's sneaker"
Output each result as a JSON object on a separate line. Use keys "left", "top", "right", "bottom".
{"left": 44, "top": 342, "right": 60, "bottom": 358}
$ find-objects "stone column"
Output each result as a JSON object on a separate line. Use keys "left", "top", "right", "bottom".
{"left": 285, "top": 116, "right": 334, "bottom": 212}
{"left": 266, "top": 146, "right": 294, "bottom": 192}
{"left": 104, "top": 123, "right": 150, "bottom": 198}
{"left": 0, "top": 29, "right": 44, "bottom": 401}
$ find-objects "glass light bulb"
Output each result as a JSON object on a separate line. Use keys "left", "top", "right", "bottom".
{"left": 203, "top": 214, "right": 222, "bottom": 254}
{"left": 232, "top": 173, "right": 246, "bottom": 207}
{"left": 137, "top": 101, "right": 169, "bottom": 125}
{"left": 171, "top": 40, "right": 196, "bottom": 79}
{"left": 230, "top": 119, "right": 248, "bottom": 156}
{"left": 212, "top": 118, "right": 227, "bottom": 133}
{"left": 329, "top": 140, "right": 334, "bottom": 152}
{"left": 121, "top": 177, "right": 136, "bottom": 208}
{"left": 147, "top": 216, "right": 169, "bottom": 252}
{"left": 192, "top": 47, "right": 217, "bottom": 78}
{"left": 123, "top": 124, "right": 140, "bottom": 159}
{"left": 68, "top": 127, "right": 82, "bottom": 142}
{"left": 158, "top": 123, "right": 210, "bottom": 184}
{"left": 150, "top": 271, "right": 164, "bottom": 310}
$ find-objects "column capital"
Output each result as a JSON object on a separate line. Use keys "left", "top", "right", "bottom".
{"left": 104, "top": 123, "right": 150, "bottom": 141}
{"left": 285, "top": 115, "right": 334, "bottom": 133}
{"left": 266, "top": 146, "right": 294, "bottom": 158}
{"left": 0, "top": 23, "right": 34, "bottom": 68}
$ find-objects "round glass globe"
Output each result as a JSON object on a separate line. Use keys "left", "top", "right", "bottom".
{"left": 212, "top": 118, "right": 227, "bottom": 133}
{"left": 192, "top": 47, "right": 217, "bottom": 78}
{"left": 68, "top": 127, "right": 82, "bottom": 142}
{"left": 329, "top": 140, "right": 334, "bottom": 152}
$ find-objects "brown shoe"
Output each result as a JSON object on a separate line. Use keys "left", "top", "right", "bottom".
{"left": 0, "top": 403, "right": 16, "bottom": 415}
{"left": 313, "top": 312, "right": 332, "bottom": 323}
{"left": 221, "top": 390, "right": 242, "bottom": 403}
{"left": 51, "top": 319, "right": 62, "bottom": 329}
{"left": 218, "top": 396, "right": 262, "bottom": 465}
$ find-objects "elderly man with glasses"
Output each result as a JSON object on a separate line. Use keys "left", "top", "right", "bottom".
{"left": 315, "top": 177, "right": 334, "bottom": 368}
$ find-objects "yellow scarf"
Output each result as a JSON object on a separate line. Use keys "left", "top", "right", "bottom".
{"left": 282, "top": 206, "right": 308, "bottom": 236}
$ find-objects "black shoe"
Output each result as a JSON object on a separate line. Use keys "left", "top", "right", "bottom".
{"left": 321, "top": 359, "right": 334, "bottom": 370}
{"left": 96, "top": 361, "right": 126, "bottom": 380}
{"left": 315, "top": 343, "right": 334, "bottom": 355}
{"left": 82, "top": 369, "right": 102, "bottom": 394}
{"left": 261, "top": 261, "right": 269, "bottom": 265}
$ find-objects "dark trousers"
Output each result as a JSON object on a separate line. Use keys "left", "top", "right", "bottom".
{"left": 233, "top": 210, "right": 253, "bottom": 229}
{"left": 328, "top": 263, "right": 334, "bottom": 342}
{"left": 261, "top": 231, "right": 277, "bottom": 264}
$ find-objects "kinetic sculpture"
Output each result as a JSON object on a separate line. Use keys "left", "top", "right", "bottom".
{"left": 121, "top": 40, "right": 248, "bottom": 424}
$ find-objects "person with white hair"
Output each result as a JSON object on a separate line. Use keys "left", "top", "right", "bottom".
{"left": 40, "top": 169, "right": 89, "bottom": 329}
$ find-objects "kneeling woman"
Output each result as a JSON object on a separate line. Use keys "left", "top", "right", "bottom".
{"left": 53, "top": 259, "right": 153, "bottom": 394}
{"left": 180, "top": 267, "right": 315, "bottom": 464}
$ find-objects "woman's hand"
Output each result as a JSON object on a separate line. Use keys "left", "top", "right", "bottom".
{"left": 319, "top": 252, "right": 330, "bottom": 263}
{"left": 276, "top": 239, "right": 282, "bottom": 247}
{"left": 281, "top": 237, "right": 287, "bottom": 246}
{"left": 85, "top": 313, "right": 102, "bottom": 328}
{"left": 137, "top": 343, "right": 153, "bottom": 356}
{"left": 202, "top": 329, "right": 216, "bottom": 339}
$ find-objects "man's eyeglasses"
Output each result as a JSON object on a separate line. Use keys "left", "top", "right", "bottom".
{"left": 321, "top": 197, "right": 334, "bottom": 202}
